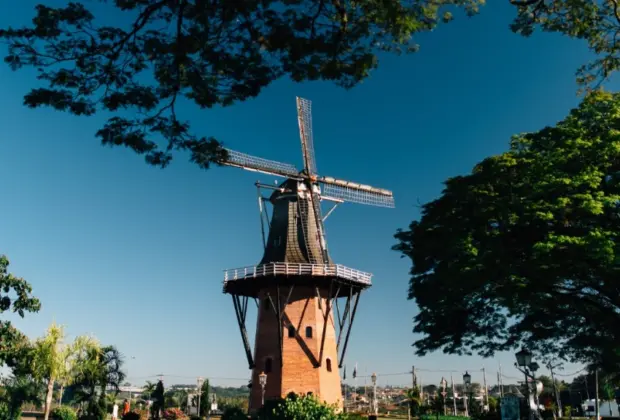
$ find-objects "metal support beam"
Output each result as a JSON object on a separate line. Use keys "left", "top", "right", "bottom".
{"left": 318, "top": 283, "right": 340, "bottom": 366}
{"left": 339, "top": 290, "right": 361, "bottom": 368}
{"left": 335, "top": 288, "right": 352, "bottom": 352}
{"left": 322, "top": 201, "right": 340, "bottom": 222}
{"left": 257, "top": 184, "right": 267, "bottom": 249}
{"left": 232, "top": 295, "right": 254, "bottom": 368}
{"left": 266, "top": 291, "right": 283, "bottom": 367}
{"left": 266, "top": 285, "right": 294, "bottom": 367}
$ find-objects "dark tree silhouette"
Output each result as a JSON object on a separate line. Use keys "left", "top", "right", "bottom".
{"left": 4, "top": 1, "right": 619, "bottom": 169}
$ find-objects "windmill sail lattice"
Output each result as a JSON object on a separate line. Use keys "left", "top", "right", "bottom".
{"left": 218, "top": 96, "right": 394, "bottom": 413}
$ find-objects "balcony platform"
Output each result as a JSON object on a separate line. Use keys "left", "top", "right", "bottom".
{"left": 223, "top": 262, "right": 372, "bottom": 298}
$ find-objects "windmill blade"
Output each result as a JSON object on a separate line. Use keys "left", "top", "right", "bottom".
{"left": 296, "top": 97, "right": 318, "bottom": 176}
{"left": 219, "top": 148, "right": 300, "bottom": 179}
{"left": 320, "top": 177, "right": 395, "bottom": 208}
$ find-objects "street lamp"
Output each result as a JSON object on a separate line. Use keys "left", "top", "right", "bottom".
{"left": 259, "top": 371, "right": 267, "bottom": 407}
{"left": 371, "top": 373, "right": 378, "bottom": 415}
{"left": 440, "top": 377, "right": 448, "bottom": 416}
{"left": 463, "top": 372, "right": 471, "bottom": 387}
{"left": 514, "top": 349, "right": 541, "bottom": 420}
{"left": 463, "top": 372, "right": 471, "bottom": 417}
{"left": 197, "top": 377, "right": 204, "bottom": 417}
{"left": 515, "top": 348, "right": 532, "bottom": 368}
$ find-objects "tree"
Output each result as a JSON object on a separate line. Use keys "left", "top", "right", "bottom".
{"left": 143, "top": 380, "right": 157, "bottom": 400}
{"left": 199, "top": 378, "right": 210, "bottom": 417}
{"left": 405, "top": 386, "right": 422, "bottom": 417}
{"left": 257, "top": 393, "right": 347, "bottom": 420}
{"left": 152, "top": 380, "right": 165, "bottom": 419}
{"left": 0, "top": 0, "right": 485, "bottom": 170}
{"left": 31, "top": 323, "right": 100, "bottom": 420}
{"left": 71, "top": 345, "right": 126, "bottom": 419}
{"left": 0, "top": 375, "right": 45, "bottom": 420}
{"left": 0, "top": 255, "right": 41, "bottom": 369}
{"left": 394, "top": 90, "right": 620, "bottom": 369}
{"left": 5, "top": 1, "right": 620, "bottom": 172}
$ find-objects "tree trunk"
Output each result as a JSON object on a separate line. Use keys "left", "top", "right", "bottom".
{"left": 44, "top": 377, "right": 55, "bottom": 420}
{"left": 58, "top": 383, "right": 64, "bottom": 405}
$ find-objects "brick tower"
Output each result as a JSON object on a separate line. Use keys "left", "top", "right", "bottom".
{"left": 219, "top": 97, "right": 394, "bottom": 413}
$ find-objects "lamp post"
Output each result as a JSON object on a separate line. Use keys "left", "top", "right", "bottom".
{"left": 197, "top": 377, "right": 204, "bottom": 417}
{"left": 371, "top": 373, "right": 378, "bottom": 415}
{"left": 259, "top": 371, "right": 267, "bottom": 408}
{"left": 463, "top": 371, "right": 471, "bottom": 417}
{"left": 440, "top": 377, "right": 448, "bottom": 416}
{"left": 515, "top": 348, "right": 541, "bottom": 420}
{"left": 530, "top": 362, "right": 541, "bottom": 417}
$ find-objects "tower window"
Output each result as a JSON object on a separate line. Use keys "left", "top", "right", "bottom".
{"left": 305, "top": 326, "right": 313, "bottom": 338}
{"left": 288, "top": 325, "right": 296, "bottom": 338}
{"left": 265, "top": 357, "right": 273, "bottom": 374}
{"left": 326, "top": 358, "right": 332, "bottom": 372}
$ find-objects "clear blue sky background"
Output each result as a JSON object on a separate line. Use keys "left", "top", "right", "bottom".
{"left": 0, "top": 1, "right": 612, "bottom": 389}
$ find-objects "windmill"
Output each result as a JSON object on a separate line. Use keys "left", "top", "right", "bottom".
{"left": 219, "top": 97, "right": 394, "bottom": 412}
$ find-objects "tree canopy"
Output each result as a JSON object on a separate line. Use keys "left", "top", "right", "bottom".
{"left": 2, "top": 1, "right": 620, "bottom": 169}
{"left": 0, "top": 255, "right": 40, "bottom": 369}
{"left": 393, "top": 90, "right": 620, "bottom": 370}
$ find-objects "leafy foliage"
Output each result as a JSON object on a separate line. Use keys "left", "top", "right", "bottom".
{"left": 0, "top": 375, "right": 44, "bottom": 420}
{"left": 504, "top": 0, "right": 620, "bottom": 92}
{"left": 51, "top": 405, "right": 78, "bottom": 420}
{"left": 162, "top": 408, "right": 188, "bottom": 420}
{"left": 221, "top": 406, "right": 247, "bottom": 420}
{"left": 151, "top": 380, "right": 165, "bottom": 419}
{"left": 394, "top": 90, "right": 620, "bottom": 368}
{"left": 0, "top": 0, "right": 485, "bottom": 168}
{"left": 31, "top": 323, "right": 100, "bottom": 420}
{"left": 71, "top": 345, "right": 126, "bottom": 419}
{"left": 122, "top": 411, "right": 142, "bottom": 420}
{"left": 0, "top": 2, "right": 620, "bottom": 169}
{"left": 0, "top": 255, "right": 41, "bottom": 369}
{"left": 199, "top": 378, "right": 210, "bottom": 417}
{"left": 257, "top": 393, "right": 346, "bottom": 420}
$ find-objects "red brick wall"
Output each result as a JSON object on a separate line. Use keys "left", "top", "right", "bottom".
{"left": 250, "top": 286, "right": 342, "bottom": 412}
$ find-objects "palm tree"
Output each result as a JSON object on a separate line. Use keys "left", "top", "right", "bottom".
{"left": 142, "top": 381, "right": 156, "bottom": 400}
{"left": 405, "top": 387, "right": 421, "bottom": 420}
{"left": 71, "top": 345, "right": 126, "bottom": 419}
{"left": 31, "top": 323, "right": 100, "bottom": 420}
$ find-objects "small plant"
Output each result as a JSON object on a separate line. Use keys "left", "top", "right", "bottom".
{"left": 52, "top": 406, "right": 77, "bottom": 420}
{"left": 122, "top": 411, "right": 141, "bottom": 420}
{"left": 163, "top": 408, "right": 189, "bottom": 420}
{"left": 563, "top": 406, "right": 572, "bottom": 417}
{"left": 222, "top": 406, "right": 247, "bottom": 420}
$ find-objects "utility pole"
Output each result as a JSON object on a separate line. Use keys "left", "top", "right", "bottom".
{"left": 595, "top": 369, "right": 600, "bottom": 420}
{"left": 499, "top": 363, "right": 504, "bottom": 397}
{"left": 483, "top": 367, "right": 489, "bottom": 411}
{"left": 451, "top": 374, "right": 457, "bottom": 416}
{"left": 547, "top": 362, "right": 562, "bottom": 418}
{"left": 409, "top": 366, "right": 416, "bottom": 420}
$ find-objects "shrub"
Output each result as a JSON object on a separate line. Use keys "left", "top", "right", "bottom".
{"left": 122, "top": 411, "right": 141, "bottom": 420}
{"left": 52, "top": 406, "right": 78, "bottom": 420}
{"left": 163, "top": 408, "right": 189, "bottom": 420}
{"left": 257, "top": 394, "right": 347, "bottom": 420}
{"left": 222, "top": 406, "right": 248, "bottom": 420}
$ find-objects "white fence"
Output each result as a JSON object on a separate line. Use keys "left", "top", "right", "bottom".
{"left": 223, "top": 263, "right": 372, "bottom": 285}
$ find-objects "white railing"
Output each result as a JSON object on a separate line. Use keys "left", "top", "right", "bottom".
{"left": 223, "top": 263, "right": 372, "bottom": 285}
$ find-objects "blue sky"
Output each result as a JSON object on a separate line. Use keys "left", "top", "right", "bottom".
{"left": 0, "top": 1, "right": 611, "bottom": 389}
